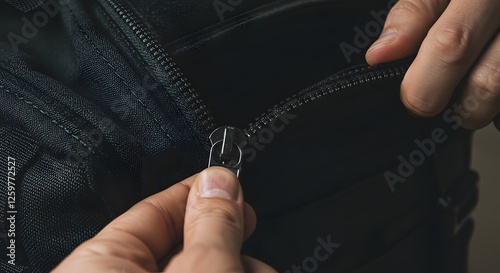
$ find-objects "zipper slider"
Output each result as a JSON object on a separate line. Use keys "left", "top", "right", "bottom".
{"left": 208, "top": 126, "right": 247, "bottom": 177}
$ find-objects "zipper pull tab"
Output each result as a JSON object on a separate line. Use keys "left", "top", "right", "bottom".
{"left": 208, "top": 126, "right": 247, "bottom": 177}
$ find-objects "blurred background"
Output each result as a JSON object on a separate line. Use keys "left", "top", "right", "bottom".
{"left": 470, "top": 124, "right": 500, "bottom": 272}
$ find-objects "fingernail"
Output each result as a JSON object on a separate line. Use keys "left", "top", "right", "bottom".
{"left": 368, "top": 29, "right": 397, "bottom": 52}
{"left": 198, "top": 168, "right": 239, "bottom": 200}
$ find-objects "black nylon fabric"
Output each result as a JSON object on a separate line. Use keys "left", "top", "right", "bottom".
{"left": 0, "top": 0, "right": 210, "bottom": 271}
{"left": 0, "top": 0, "right": 477, "bottom": 272}
{"left": 127, "top": 0, "right": 393, "bottom": 44}
{"left": 0, "top": 127, "right": 39, "bottom": 269}
{"left": 3, "top": 0, "right": 44, "bottom": 12}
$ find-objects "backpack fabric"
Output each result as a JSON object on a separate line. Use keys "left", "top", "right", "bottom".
{"left": 0, "top": 0, "right": 477, "bottom": 272}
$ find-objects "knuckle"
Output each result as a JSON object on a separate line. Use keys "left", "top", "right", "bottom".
{"left": 78, "top": 241, "right": 120, "bottom": 258}
{"left": 183, "top": 244, "right": 215, "bottom": 261}
{"left": 189, "top": 203, "right": 241, "bottom": 228}
{"left": 77, "top": 234, "right": 151, "bottom": 263}
{"left": 429, "top": 21, "right": 474, "bottom": 66}
{"left": 180, "top": 245, "right": 242, "bottom": 272}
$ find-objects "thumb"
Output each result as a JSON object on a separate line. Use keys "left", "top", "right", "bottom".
{"left": 166, "top": 167, "right": 246, "bottom": 272}
{"left": 365, "top": 0, "right": 449, "bottom": 65}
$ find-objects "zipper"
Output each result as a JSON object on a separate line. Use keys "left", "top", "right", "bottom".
{"left": 208, "top": 61, "right": 410, "bottom": 175}
{"left": 104, "top": 0, "right": 409, "bottom": 176}
{"left": 104, "top": 0, "right": 215, "bottom": 137}
{"left": 208, "top": 126, "right": 247, "bottom": 177}
{"left": 244, "top": 61, "right": 409, "bottom": 136}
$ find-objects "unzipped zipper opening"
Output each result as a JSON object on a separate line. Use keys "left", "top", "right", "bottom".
{"left": 209, "top": 60, "right": 410, "bottom": 175}
{"left": 104, "top": 0, "right": 411, "bottom": 176}
{"left": 243, "top": 60, "right": 410, "bottom": 137}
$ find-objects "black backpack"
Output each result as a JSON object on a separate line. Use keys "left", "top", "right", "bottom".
{"left": 0, "top": 0, "right": 478, "bottom": 272}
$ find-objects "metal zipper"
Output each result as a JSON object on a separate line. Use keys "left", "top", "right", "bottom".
{"left": 208, "top": 126, "right": 247, "bottom": 177}
{"left": 208, "top": 61, "right": 410, "bottom": 175}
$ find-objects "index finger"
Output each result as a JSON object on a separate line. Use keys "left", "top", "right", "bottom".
{"left": 401, "top": 0, "right": 500, "bottom": 117}
{"left": 55, "top": 174, "right": 197, "bottom": 272}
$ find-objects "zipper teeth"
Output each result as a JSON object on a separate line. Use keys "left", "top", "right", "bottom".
{"left": 104, "top": 0, "right": 409, "bottom": 141}
{"left": 244, "top": 63, "right": 409, "bottom": 136}
{"left": 106, "top": 0, "right": 215, "bottom": 133}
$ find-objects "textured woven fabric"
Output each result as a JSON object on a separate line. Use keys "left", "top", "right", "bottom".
{"left": 0, "top": 0, "right": 476, "bottom": 272}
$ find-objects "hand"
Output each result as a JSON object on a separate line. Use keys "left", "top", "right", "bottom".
{"left": 366, "top": 0, "right": 500, "bottom": 130}
{"left": 52, "top": 167, "right": 277, "bottom": 273}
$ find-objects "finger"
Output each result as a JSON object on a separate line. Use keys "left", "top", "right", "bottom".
{"left": 157, "top": 202, "right": 256, "bottom": 269}
{"left": 166, "top": 167, "right": 246, "bottom": 273}
{"left": 184, "top": 167, "right": 245, "bottom": 252}
{"left": 366, "top": 0, "right": 450, "bottom": 65}
{"left": 242, "top": 256, "right": 279, "bottom": 273}
{"left": 53, "top": 174, "right": 197, "bottom": 273}
{"left": 460, "top": 32, "right": 500, "bottom": 130}
{"left": 401, "top": 0, "right": 500, "bottom": 117}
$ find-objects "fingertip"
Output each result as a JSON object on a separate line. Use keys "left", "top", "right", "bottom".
{"left": 366, "top": 28, "right": 424, "bottom": 66}
{"left": 367, "top": 0, "right": 449, "bottom": 66}
{"left": 366, "top": 29, "right": 397, "bottom": 65}
{"left": 365, "top": 50, "right": 382, "bottom": 66}
{"left": 367, "top": 28, "right": 397, "bottom": 53}
{"left": 365, "top": 45, "right": 391, "bottom": 66}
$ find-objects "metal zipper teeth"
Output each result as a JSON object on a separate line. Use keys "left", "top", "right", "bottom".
{"left": 244, "top": 63, "right": 409, "bottom": 137}
{"left": 105, "top": 0, "right": 215, "bottom": 134}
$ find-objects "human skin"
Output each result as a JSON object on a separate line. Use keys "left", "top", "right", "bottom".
{"left": 366, "top": 0, "right": 500, "bottom": 130}
{"left": 52, "top": 1, "right": 499, "bottom": 271}
{"left": 52, "top": 167, "right": 277, "bottom": 273}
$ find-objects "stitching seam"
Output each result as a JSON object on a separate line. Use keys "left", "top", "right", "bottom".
{"left": 67, "top": 4, "right": 173, "bottom": 142}
{"left": 0, "top": 84, "right": 89, "bottom": 148}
